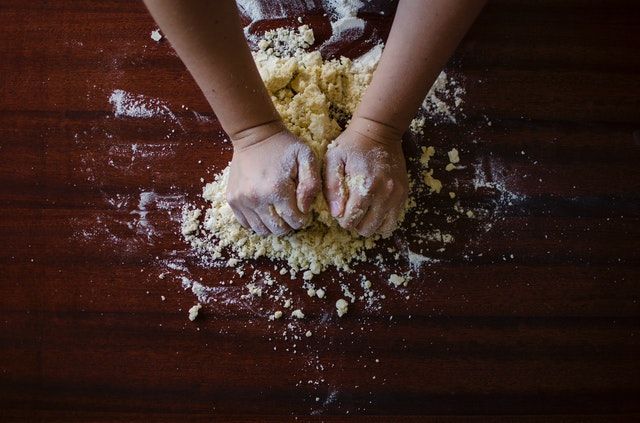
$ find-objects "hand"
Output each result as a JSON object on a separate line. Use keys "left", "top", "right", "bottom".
{"left": 227, "top": 126, "right": 321, "bottom": 236}
{"left": 323, "top": 117, "right": 409, "bottom": 237}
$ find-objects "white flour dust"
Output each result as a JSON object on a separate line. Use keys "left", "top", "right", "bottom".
{"left": 109, "top": 89, "right": 172, "bottom": 119}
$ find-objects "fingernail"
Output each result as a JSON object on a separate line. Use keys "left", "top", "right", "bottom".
{"left": 330, "top": 200, "right": 341, "bottom": 217}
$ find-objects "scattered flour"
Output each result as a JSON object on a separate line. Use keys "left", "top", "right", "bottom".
{"left": 323, "top": 0, "right": 364, "bottom": 19}
{"left": 410, "top": 71, "right": 466, "bottom": 132}
{"left": 109, "top": 89, "right": 178, "bottom": 122}
{"left": 406, "top": 249, "right": 438, "bottom": 271}
{"left": 237, "top": 0, "right": 319, "bottom": 23}
{"left": 327, "top": 16, "right": 365, "bottom": 44}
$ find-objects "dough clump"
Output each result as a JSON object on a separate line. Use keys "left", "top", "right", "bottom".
{"left": 182, "top": 26, "right": 395, "bottom": 273}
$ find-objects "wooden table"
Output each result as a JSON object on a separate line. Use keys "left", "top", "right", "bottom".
{"left": 1, "top": 1, "right": 639, "bottom": 421}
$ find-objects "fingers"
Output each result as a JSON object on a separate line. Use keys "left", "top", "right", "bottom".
{"left": 259, "top": 205, "right": 292, "bottom": 236}
{"left": 355, "top": 205, "right": 388, "bottom": 237}
{"left": 296, "top": 149, "right": 321, "bottom": 214}
{"left": 229, "top": 203, "right": 250, "bottom": 229}
{"left": 234, "top": 203, "right": 294, "bottom": 237}
{"left": 346, "top": 177, "right": 407, "bottom": 236}
{"left": 243, "top": 209, "right": 270, "bottom": 236}
{"left": 377, "top": 180, "right": 407, "bottom": 237}
{"left": 339, "top": 192, "right": 372, "bottom": 231}
{"left": 378, "top": 209, "right": 401, "bottom": 237}
{"left": 323, "top": 151, "right": 346, "bottom": 218}
{"left": 275, "top": 196, "right": 308, "bottom": 230}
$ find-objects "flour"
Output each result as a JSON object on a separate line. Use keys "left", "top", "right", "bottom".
{"left": 109, "top": 89, "right": 176, "bottom": 120}
{"left": 352, "top": 43, "right": 384, "bottom": 72}
{"left": 410, "top": 71, "right": 466, "bottom": 132}
{"left": 237, "top": 0, "right": 316, "bottom": 22}
{"left": 406, "top": 249, "right": 438, "bottom": 271}
{"left": 327, "top": 16, "right": 365, "bottom": 44}
{"left": 323, "top": 0, "right": 364, "bottom": 19}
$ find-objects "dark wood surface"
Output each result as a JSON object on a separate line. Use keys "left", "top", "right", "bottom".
{"left": 1, "top": 0, "right": 640, "bottom": 421}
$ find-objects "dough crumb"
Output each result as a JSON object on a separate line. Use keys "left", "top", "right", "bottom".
{"left": 423, "top": 170, "right": 442, "bottom": 194}
{"left": 188, "top": 304, "right": 202, "bottom": 321}
{"left": 419, "top": 146, "right": 436, "bottom": 167}
{"left": 291, "top": 309, "right": 305, "bottom": 319}
{"left": 447, "top": 148, "right": 460, "bottom": 164}
{"left": 246, "top": 283, "right": 262, "bottom": 297}
{"left": 150, "top": 29, "right": 162, "bottom": 42}
{"left": 409, "top": 116, "right": 426, "bottom": 135}
{"left": 336, "top": 298, "right": 349, "bottom": 317}
{"left": 305, "top": 330, "right": 312, "bottom": 337}
{"left": 389, "top": 273, "right": 411, "bottom": 288}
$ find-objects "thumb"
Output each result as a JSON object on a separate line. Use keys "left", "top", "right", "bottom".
{"left": 323, "top": 150, "right": 346, "bottom": 218}
{"left": 296, "top": 149, "right": 321, "bottom": 213}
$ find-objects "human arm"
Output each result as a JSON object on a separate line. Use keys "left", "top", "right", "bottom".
{"left": 324, "top": 0, "right": 486, "bottom": 236}
{"left": 143, "top": 0, "right": 320, "bottom": 235}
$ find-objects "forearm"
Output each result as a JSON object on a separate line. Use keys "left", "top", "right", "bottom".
{"left": 143, "top": 0, "right": 282, "bottom": 146}
{"left": 354, "top": 0, "right": 486, "bottom": 135}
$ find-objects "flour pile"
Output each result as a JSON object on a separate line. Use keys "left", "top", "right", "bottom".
{"left": 182, "top": 26, "right": 388, "bottom": 275}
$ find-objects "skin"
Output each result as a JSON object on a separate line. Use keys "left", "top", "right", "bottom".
{"left": 325, "top": 0, "right": 486, "bottom": 236}
{"left": 143, "top": 0, "right": 485, "bottom": 237}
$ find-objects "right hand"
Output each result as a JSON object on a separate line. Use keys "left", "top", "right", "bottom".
{"left": 323, "top": 117, "right": 409, "bottom": 237}
{"left": 227, "top": 127, "right": 321, "bottom": 236}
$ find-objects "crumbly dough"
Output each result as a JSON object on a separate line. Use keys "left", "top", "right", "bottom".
{"left": 182, "top": 26, "right": 391, "bottom": 273}
{"left": 423, "top": 169, "right": 442, "bottom": 194}
{"left": 150, "top": 29, "right": 162, "bottom": 42}
{"left": 447, "top": 148, "right": 460, "bottom": 164}
{"left": 335, "top": 298, "right": 349, "bottom": 317}
{"left": 388, "top": 273, "right": 410, "bottom": 287}
{"left": 188, "top": 304, "right": 202, "bottom": 321}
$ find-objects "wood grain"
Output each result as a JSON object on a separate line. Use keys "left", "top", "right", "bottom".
{"left": 1, "top": 0, "right": 639, "bottom": 421}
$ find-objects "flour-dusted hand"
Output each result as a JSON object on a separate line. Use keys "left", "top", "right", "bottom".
{"left": 227, "top": 127, "right": 321, "bottom": 236}
{"left": 324, "top": 117, "right": 409, "bottom": 237}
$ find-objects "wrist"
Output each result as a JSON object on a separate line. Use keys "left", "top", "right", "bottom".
{"left": 347, "top": 116, "right": 404, "bottom": 147}
{"left": 230, "top": 119, "right": 286, "bottom": 151}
